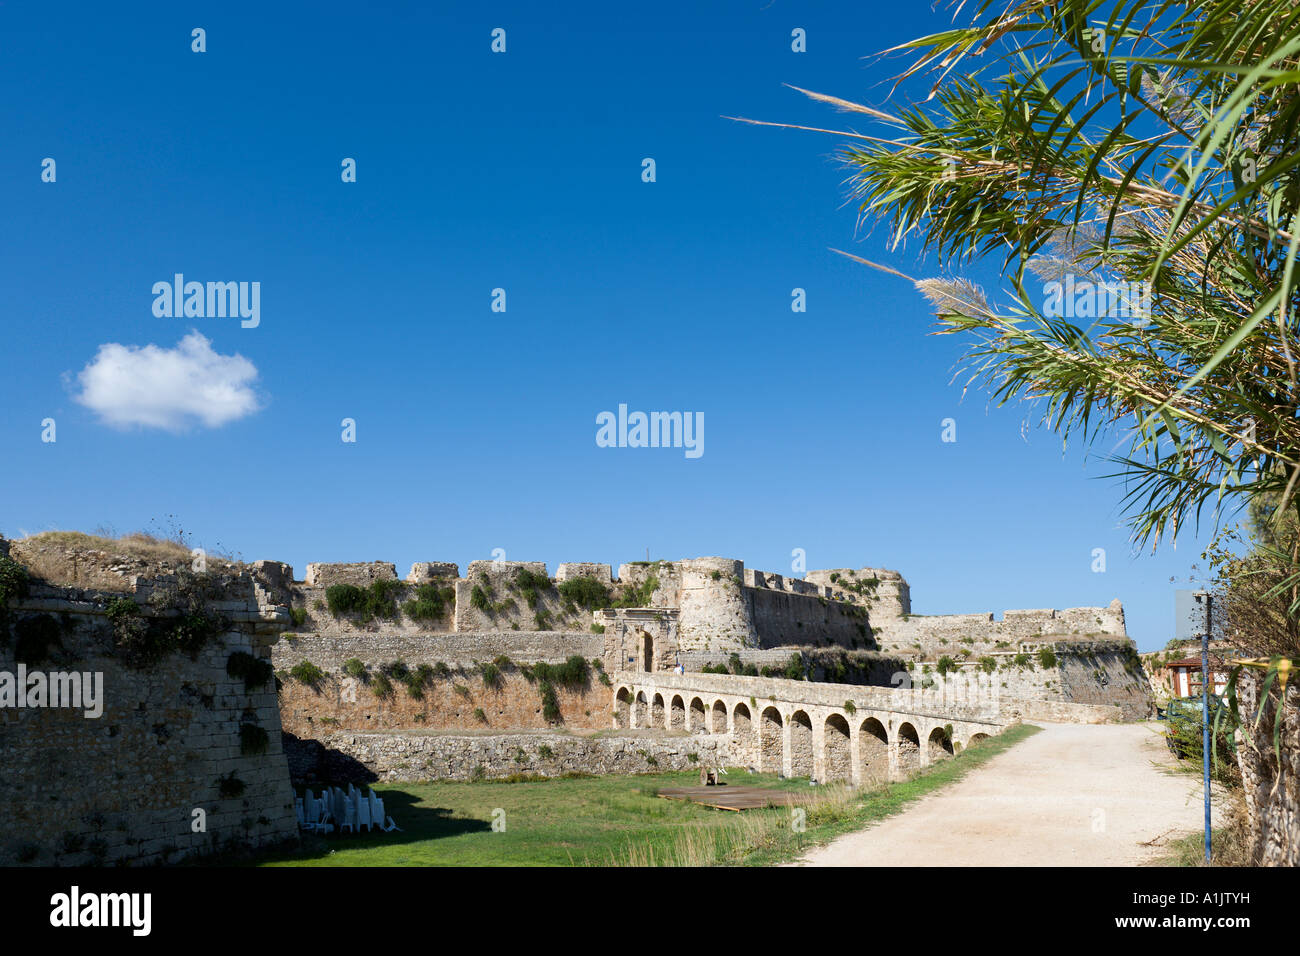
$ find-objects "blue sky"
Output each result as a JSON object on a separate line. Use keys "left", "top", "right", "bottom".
{"left": 0, "top": 1, "right": 1230, "bottom": 651}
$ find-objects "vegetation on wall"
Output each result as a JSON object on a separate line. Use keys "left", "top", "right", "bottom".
{"left": 325, "top": 580, "right": 402, "bottom": 622}
{"left": 403, "top": 582, "right": 456, "bottom": 622}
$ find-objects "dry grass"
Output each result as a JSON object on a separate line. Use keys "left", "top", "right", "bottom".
{"left": 1156, "top": 790, "right": 1255, "bottom": 866}
{"left": 9, "top": 530, "right": 236, "bottom": 591}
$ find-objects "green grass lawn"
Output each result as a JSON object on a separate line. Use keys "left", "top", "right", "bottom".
{"left": 258, "top": 723, "right": 1040, "bottom": 867}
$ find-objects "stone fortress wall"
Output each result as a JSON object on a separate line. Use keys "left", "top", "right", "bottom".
{"left": 0, "top": 538, "right": 298, "bottom": 867}
{"left": 4, "top": 533, "right": 1154, "bottom": 831}
{"left": 275, "top": 554, "right": 1149, "bottom": 724}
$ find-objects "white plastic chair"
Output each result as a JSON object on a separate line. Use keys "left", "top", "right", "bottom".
{"left": 356, "top": 798, "right": 372, "bottom": 833}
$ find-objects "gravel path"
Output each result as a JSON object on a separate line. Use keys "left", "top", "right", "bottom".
{"left": 791, "top": 721, "right": 1218, "bottom": 867}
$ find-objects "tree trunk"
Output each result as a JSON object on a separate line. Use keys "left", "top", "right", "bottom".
{"left": 1235, "top": 671, "right": 1299, "bottom": 865}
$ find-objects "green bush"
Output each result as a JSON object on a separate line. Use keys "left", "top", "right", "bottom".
{"left": 403, "top": 583, "right": 456, "bottom": 621}
{"left": 342, "top": 658, "right": 369, "bottom": 680}
{"left": 539, "top": 682, "right": 561, "bottom": 723}
{"left": 979, "top": 656, "right": 997, "bottom": 674}
{"left": 0, "top": 556, "right": 30, "bottom": 632}
{"left": 1037, "top": 647, "right": 1058, "bottom": 669}
{"left": 107, "top": 590, "right": 224, "bottom": 670}
{"left": 557, "top": 576, "right": 610, "bottom": 610}
{"left": 532, "top": 655, "right": 590, "bottom": 690}
{"left": 289, "top": 607, "right": 308, "bottom": 627}
{"left": 481, "top": 662, "right": 503, "bottom": 690}
{"left": 325, "top": 580, "right": 403, "bottom": 621}
{"left": 289, "top": 660, "right": 326, "bottom": 689}
{"left": 471, "top": 584, "right": 492, "bottom": 612}
{"left": 782, "top": 654, "right": 804, "bottom": 681}
{"left": 936, "top": 655, "right": 956, "bottom": 676}
{"left": 371, "top": 672, "right": 394, "bottom": 699}
{"left": 515, "top": 568, "right": 552, "bottom": 608}
{"left": 473, "top": 707, "right": 487, "bottom": 723}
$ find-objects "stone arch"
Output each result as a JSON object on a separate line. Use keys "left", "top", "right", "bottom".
{"left": 733, "top": 703, "right": 754, "bottom": 767}
{"left": 823, "top": 713, "right": 852, "bottom": 782}
{"left": 927, "top": 725, "right": 955, "bottom": 761}
{"left": 710, "top": 700, "right": 728, "bottom": 734}
{"left": 614, "top": 687, "right": 631, "bottom": 728}
{"left": 859, "top": 717, "right": 889, "bottom": 783}
{"left": 968, "top": 732, "right": 991, "bottom": 748}
{"left": 689, "top": 697, "right": 707, "bottom": 733}
{"left": 759, "top": 706, "right": 783, "bottom": 774}
{"left": 789, "top": 710, "right": 814, "bottom": 779}
{"left": 651, "top": 693, "right": 665, "bottom": 728}
{"left": 669, "top": 695, "right": 686, "bottom": 730}
{"left": 634, "top": 691, "right": 648, "bottom": 729}
{"left": 896, "top": 721, "right": 920, "bottom": 775}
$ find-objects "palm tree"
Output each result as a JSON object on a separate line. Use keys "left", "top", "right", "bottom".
{"left": 740, "top": 0, "right": 1300, "bottom": 864}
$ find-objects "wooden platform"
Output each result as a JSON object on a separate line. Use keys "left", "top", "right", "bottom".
{"left": 657, "top": 785, "right": 812, "bottom": 812}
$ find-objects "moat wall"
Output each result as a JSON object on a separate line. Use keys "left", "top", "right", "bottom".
{"left": 0, "top": 565, "right": 298, "bottom": 866}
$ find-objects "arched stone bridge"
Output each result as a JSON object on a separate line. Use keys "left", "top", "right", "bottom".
{"left": 612, "top": 671, "right": 1010, "bottom": 785}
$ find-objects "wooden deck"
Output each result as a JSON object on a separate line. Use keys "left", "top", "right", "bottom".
{"left": 657, "top": 785, "right": 813, "bottom": 812}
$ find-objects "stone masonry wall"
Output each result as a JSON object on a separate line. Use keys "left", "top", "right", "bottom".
{"left": 278, "top": 670, "right": 612, "bottom": 735}
{"left": 271, "top": 630, "right": 603, "bottom": 673}
{"left": 871, "top": 600, "right": 1127, "bottom": 659}
{"left": 290, "top": 730, "right": 729, "bottom": 784}
{"left": 0, "top": 574, "right": 298, "bottom": 866}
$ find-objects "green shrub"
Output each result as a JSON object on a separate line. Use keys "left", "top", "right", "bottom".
{"left": 289, "top": 607, "right": 308, "bottom": 627}
{"left": 539, "top": 682, "right": 561, "bottom": 723}
{"left": 371, "top": 672, "right": 394, "bottom": 699}
{"left": 226, "top": 651, "right": 274, "bottom": 691}
{"left": 325, "top": 580, "right": 403, "bottom": 621}
{"left": 453, "top": 683, "right": 470, "bottom": 698}
{"left": 1037, "top": 647, "right": 1058, "bottom": 669}
{"left": 473, "top": 707, "right": 487, "bottom": 723}
{"left": 403, "top": 583, "right": 456, "bottom": 621}
{"left": 978, "top": 656, "right": 997, "bottom": 674}
{"left": 532, "top": 655, "right": 590, "bottom": 690}
{"left": 843, "top": 700, "right": 857, "bottom": 714}
{"left": 936, "top": 655, "right": 956, "bottom": 676}
{"left": 342, "top": 658, "right": 368, "bottom": 680}
{"left": 289, "top": 660, "right": 326, "bottom": 689}
{"left": 107, "top": 589, "right": 224, "bottom": 670}
{"left": 590, "top": 623, "right": 606, "bottom": 634}
{"left": 557, "top": 576, "right": 610, "bottom": 610}
{"left": 614, "top": 573, "right": 659, "bottom": 608}
{"left": 538, "top": 744, "right": 554, "bottom": 759}
{"left": 471, "top": 584, "right": 492, "bottom": 612}
{"left": 533, "top": 609, "right": 552, "bottom": 630}
{"left": 783, "top": 654, "right": 804, "bottom": 681}
{"left": 0, "top": 556, "right": 30, "bottom": 633}
{"left": 481, "top": 662, "right": 503, "bottom": 689}
{"left": 515, "top": 568, "right": 552, "bottom": 608}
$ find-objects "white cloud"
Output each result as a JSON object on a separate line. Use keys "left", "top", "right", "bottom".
{"left": 72, "top": 331, "right": 262, "bottom": 431}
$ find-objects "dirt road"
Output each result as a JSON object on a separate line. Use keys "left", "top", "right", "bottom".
{"left": 793, "top": 721, "right": 1217, "bottom": 866}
